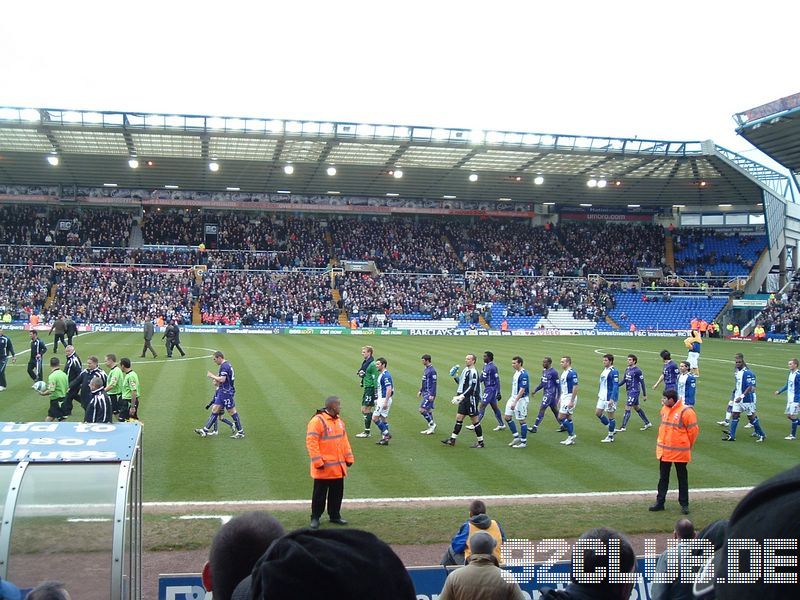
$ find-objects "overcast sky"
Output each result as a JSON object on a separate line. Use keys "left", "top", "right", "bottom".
{"left": 1, "top": 1, "right": 797, "bottom": 170}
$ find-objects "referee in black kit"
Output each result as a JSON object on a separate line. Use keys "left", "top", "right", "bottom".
{"left": 27, "top": 330, "right": 47, "bottom": 383}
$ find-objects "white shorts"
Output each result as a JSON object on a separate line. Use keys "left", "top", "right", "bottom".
{"left": 559, "top": 394, "right": 576, "bottom": 415}
{"left": 504, "top": 396, "right": 529, "bottom": 421}
{"left": 785, "top": 401, "right": 799, "bottom": 417}
{"left": 596, "top": 397, "right": 617, "bottom": 412}
{"left": 731, "top": 399, "right": 756, "bottom": 416}
{"left": 687, "top": 352, "right": 699, "bottom": 369}
{"left": 374, "top": 398, "right": 393, "bottom": 418}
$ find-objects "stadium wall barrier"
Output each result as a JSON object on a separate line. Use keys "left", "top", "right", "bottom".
{"left": 158, "top": 558, "right": 657, "bottom": 599}
{"left": 6, "top": 322, "right": 691, "bottom": 337}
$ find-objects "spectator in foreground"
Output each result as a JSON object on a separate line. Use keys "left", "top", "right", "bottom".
{"left": 650, "top": 518, "right": 696, "bottom": 600}
{"left": 439, "top": 531, "right": 524, "bottom": 600}
{"left": 201, "top": 511, "right": 286, "bottom": 600}
{"left": 441, "top": 499, "right": 506, "bottom": 566}
{"left": 540, "top": 527, "right": 636, "bottom": 600}
{"left": 25, "top": 581, "right": 69, "bottom": 600}
{"left": 247, "top": 528, "right": 415, "bottom": 599}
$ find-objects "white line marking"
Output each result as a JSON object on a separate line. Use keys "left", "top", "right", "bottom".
{"left": 176, "top": 515, "right": 232, "bottom": 524}
{"left": 67, "top": 517, "right": 112, "bottom": 522}
{"left": 143, "top": 486, "right": 753, "bottom": 508}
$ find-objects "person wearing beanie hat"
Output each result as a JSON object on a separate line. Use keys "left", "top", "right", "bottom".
{"left": 306, "top": 396, "right": 354, "bottom": 530}
{"left": 704, "top": 465, "right": 800, "bottom": 600}
{"left": 246, "top": 528, "right": 416, "bottom": 600}
{"left": 439, "top": 532, "right": 524, "bottom": 600}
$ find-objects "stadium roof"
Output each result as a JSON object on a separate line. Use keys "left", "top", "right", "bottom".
{"left": 736, "top": 92, "right": 800, "bottom": 177}
{"left": 0, "top": 106, "right": 789, "bottom": 210}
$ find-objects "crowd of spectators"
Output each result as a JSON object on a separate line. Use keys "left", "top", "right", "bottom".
{"left": 557, "top": 221, "right": 665, "bottom": 274}
{"left": 0, "top": 205, "right": 132, "bottom": 247}
{"left": 757, "top": 284, "right": 800, "bottom": 336}
{"left": 0, "top": 267, "right": 52, "bottom": 321}
{"left": 46, "top": 269, "right": 194, "bottom": 324}
{"left": 201, "top": 271, "right": 338, "bottom": 325}
{"left": 329, "top": 218, "right": 460, "bottom": 273}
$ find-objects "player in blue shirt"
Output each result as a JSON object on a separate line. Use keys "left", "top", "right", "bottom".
{"left": 595, "top": 354, "right": 619, "bottom": 443}
{"left": 774, "top": 358, "right": 800, "bottom": 440}
{"left": 374, "top": 357, "right": 394, "bottom": 445}
{"left": 558, "top": 356, "right": 579, "bottom": 445}
{"left": 723, "top": 353, "right": 765, "bottom": 442}
{"left": 677, "top": 361, "right": 697, "bottom": 406}
{"left": 471, "top": 351, "right": 505, "bottom": 431}
{"left": 195, "top": 351, "right": 244, "bottom": 438}
{"left": 418, "top": 354, "right": 438, "bottom": 435}
{"left": 653, "top": 350, "right": 679, "bottom": 393}
{"left": 685, "top": 330, "right": 702, "bottom": 377}
{"left": 531, "top": 357, "right": 561, "bottom": 433}
{"left": 617, "top": 354, "right": 651, "bottom": 432}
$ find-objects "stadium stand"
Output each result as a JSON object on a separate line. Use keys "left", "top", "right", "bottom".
{"left": 596, "top": 292, "right": 728, "bottom": 332}
{"left": 557, "top": 222, "right": 666, "bottom": 275}
{"left": 673, "top": 228, "right": 767, "bottom": 277}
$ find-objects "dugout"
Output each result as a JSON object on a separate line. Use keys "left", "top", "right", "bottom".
{"left": 0, "top": 422, "right": 142, "bottom": 599}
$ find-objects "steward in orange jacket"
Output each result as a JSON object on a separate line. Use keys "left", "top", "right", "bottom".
{"left": 650, "top": 389, "right": 699, "bottom": 514}
{"left": 306, "top": 396, "right": 354, "bottom": 530}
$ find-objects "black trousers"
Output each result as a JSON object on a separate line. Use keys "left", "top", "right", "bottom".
{"left": 27, "top": 358, "right": 42, "bottom": 381}
{"left": 311, "top": 478, "right": 344, "bottom": 519}
{"left": 0, "top": 357, "right": 8, "bottom": 387}
{"left": 656, "top": 459, "right": 689, "bottom": 507}
{"left": 52, "top": 333, "right": 66, "bottom": 352}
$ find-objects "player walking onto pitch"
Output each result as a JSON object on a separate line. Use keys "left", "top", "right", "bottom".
{"left": 595, "top": 354, "right": 620, "bottom": 443}
{"left": 373, "top": 357, "right": 394, "bottom": 446}
{"left": 617, "top": 354, "right": 651, "bottom": 432}
{"left": 195, "top": 351, "right": 244, "bottom": 438}
{"left": 468, "top": 351, "right": 505, "bottom": 431}
{"left": 775, "top": 358, "right": 800, "bottom": 440}
{"left": 27, "top": 330, "right": 47, "bottom": 383}
{"left": 418, "top": 354, "right": 437, "bottom": 434}
{"left": 356, "top": 346, "right": 378, "bottom": 438}
{"left": 653, "top": 350, "right": 679, "bottom": 393}
{"left": 530, "top": 356, "right": 560, "bottom": 433}
{"left": 684, "top": 330, "right": 702, "bottom": 377}
{"left": 442, "top": 354, "right": 484, "bottom": 448}
{"left": 0, "top": 327, "right": 16, "bottom": 391}
{"left": 505, "top": 356, "right": 531, "bottom": 448}
{"left": 722, "top": 353, "right": 765, "bottom": 442}
{"left": 557, "top": 356, "right": 579, "bottom": 446}
{"left": 677, "top": 361, "right": 697, "bottom": 406}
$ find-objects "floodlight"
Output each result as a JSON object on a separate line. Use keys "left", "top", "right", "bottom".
{"left": 468, "top": 173, "right": 478, "bottom": 182}
{"left": 128, "top": 159, "right": 139, "bottom": 169}
{"left": 47, "top": 155, "right": 59, "bottom": 166}
{"left": 393, "top": 169, "right": 403, "bottom": 179}
{"left": 327, "top": 166, "right": 337, "bottom": 176}
{"left": 586, "top": 179, "right": 597, "bottom": 188}
{"left": 533, "top": 176, "right": 544, "bottom": 185}
{"left": 284, "top": 164, "right": 294, "bottom": 175}
{"left": 208, "top": 161, "right": 220, "bottom": 172}
{"left": 597, "top": 179, "right": 607, "bottom": 188}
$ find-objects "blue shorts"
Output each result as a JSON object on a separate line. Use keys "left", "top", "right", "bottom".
{"left": 419, "top": 396, "right": 435, "bottom": 411}
{"left": 482, "top": 389, "right": 500, "bottom": 405}
{"left": 626, "top": 395, "right": 641, "bottom": 407}
{"left": 540, "top": 395, "right": 557, "bottom": 409}
{"left": 213, "top": 393, "right": 236, "bottom": 410}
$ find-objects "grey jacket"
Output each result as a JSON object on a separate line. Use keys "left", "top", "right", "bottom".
{"left": 143, "top": 321, "right": 154, "bottom": 340}
{"left": 439, "top": 554, "right": 524, "bottom": 600}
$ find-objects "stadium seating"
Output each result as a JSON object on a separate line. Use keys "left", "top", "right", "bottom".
{"left": 596, "top": 293, "right": 728, "bottom": 332}
{"left": 673, "top": 229, "right": 767, "bottom": 277}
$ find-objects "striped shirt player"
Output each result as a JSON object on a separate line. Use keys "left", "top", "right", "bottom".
{"left": 474, "top": 351, "right": 505, "bottom": 430}
{"left": 653, "top": 350, "right": 679, "bottom": 392}
{"left": 618, "top": 354, "right": 651, "bottom": 432}
{"left": 0, "top": 329, "right": 16, "bottom": 390}
{"left": 595, "top": 354, "right": 620, "bottom": 443}
{"left": 774, "top": 358, "right": 800, "bottom": 440}
{"left": 442, "top": 353, "right": 485, "bottom": 448}
{"left": 557, "top": 356, "right": 579, "bottom": 446}
{"left": 374, "top": 357, "right": 394, "bottom": 445}
{"left": 677, "top": 361, "right": 697, "bottom": 406}
{"left": 418, "top": 354, "right": 438, "bottom": 435}
{"left": 723, "top": 353, "right": 765, "bottom": 442}
{"left": 506, "top": 356, "right": 531, "bottom": 448}
{"left": 86, "top": 377, "right": 114, "bottom": 423}
{"left": 531, "top": 357, "right": 560, "bottom": 433}
{"left": 196, "top": 351, "right": 243, "bottom": 438}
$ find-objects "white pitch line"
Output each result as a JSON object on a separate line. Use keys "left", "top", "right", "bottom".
{"left": 143, "top": 486, "right": 753, "bottom": 508}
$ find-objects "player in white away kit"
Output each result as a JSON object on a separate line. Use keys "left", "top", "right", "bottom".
{"left": 774, "top": 358, "right": 800, "bottom": 440}
{"left": 595, "top": 354, "right": 619, "bottom": 443}
{"left": 505, "top": 356, "right": 531, "bottom": 448}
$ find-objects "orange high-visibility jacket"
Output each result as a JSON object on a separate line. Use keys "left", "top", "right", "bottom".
{"left": 306, "top": 409, "right": 354, "bottom": 479}
{"left": 657, "top": 399, "right": 699, "bottom": 463}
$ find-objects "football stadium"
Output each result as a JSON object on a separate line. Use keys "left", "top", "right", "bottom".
{"left": 1, "top": 26, "right": 800, "bottom": 600}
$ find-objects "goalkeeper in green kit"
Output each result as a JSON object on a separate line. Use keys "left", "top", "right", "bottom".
{"left": 356, "top": 345, "right": 379, "bottom": 438}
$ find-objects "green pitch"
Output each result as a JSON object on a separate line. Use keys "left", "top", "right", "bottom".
{"left": 0, "top": 332, "right": 795, "bottom": 502}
